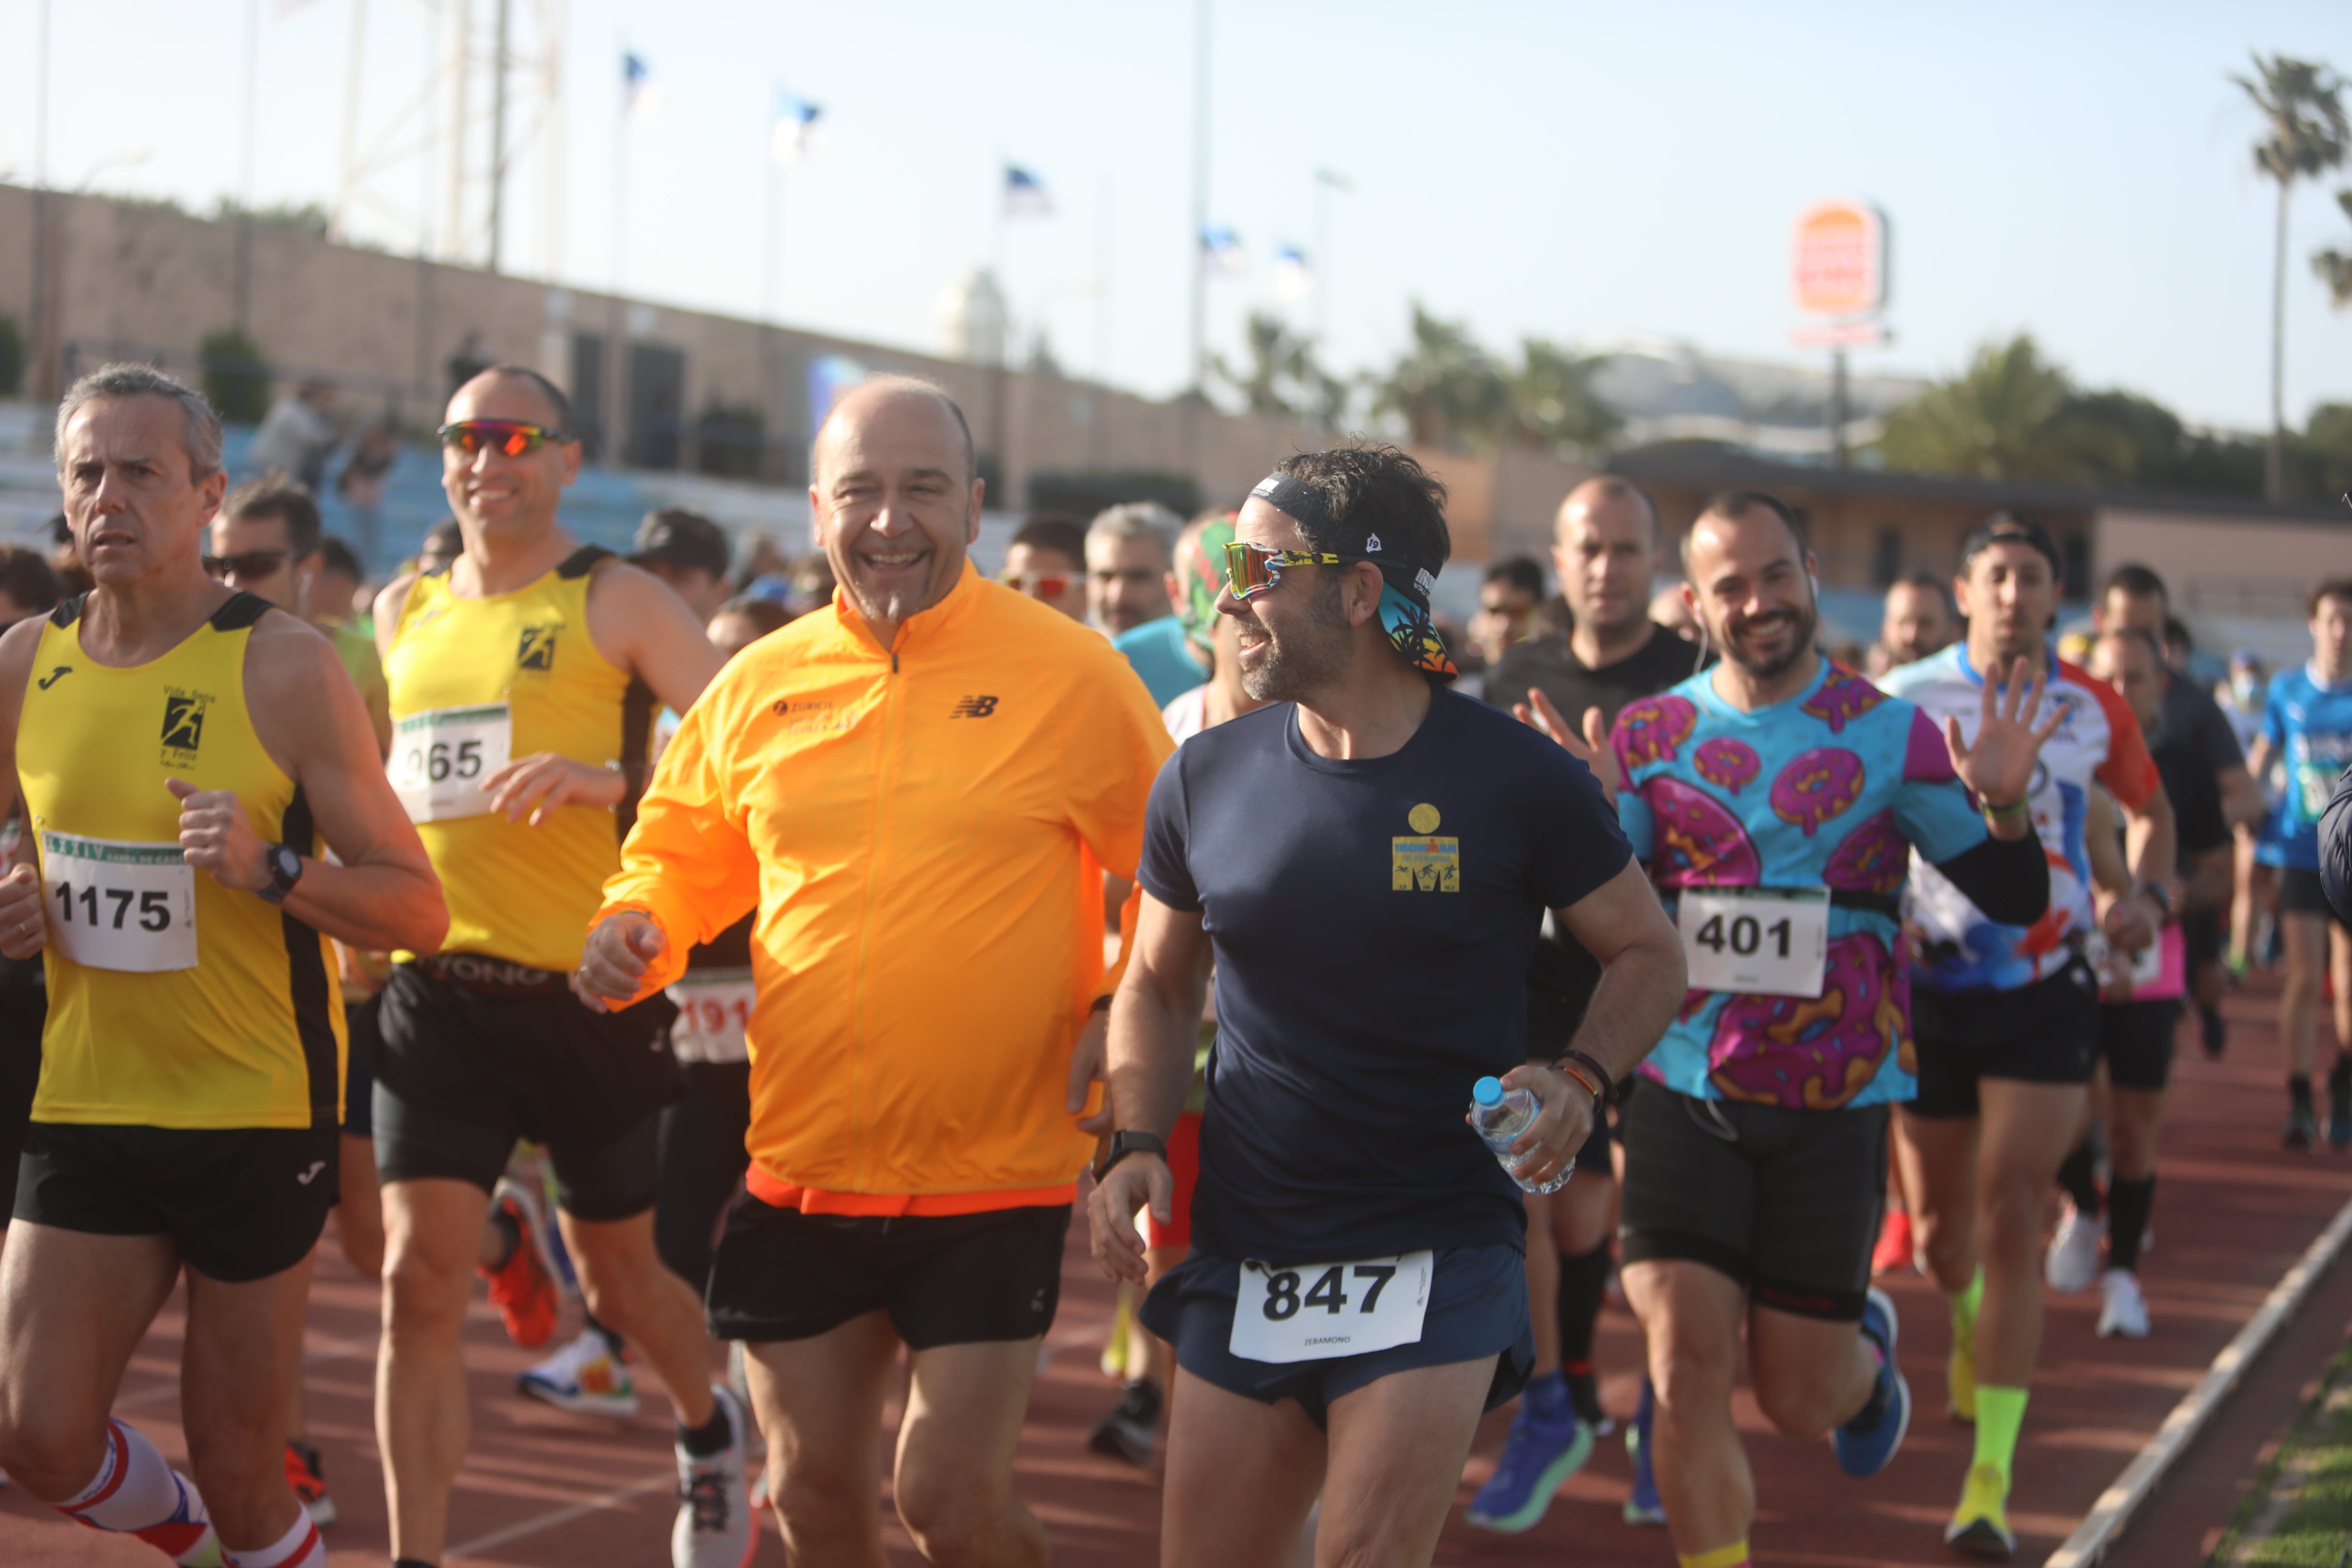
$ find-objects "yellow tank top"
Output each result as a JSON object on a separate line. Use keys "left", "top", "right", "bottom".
{"left": 18, "top": 593, "right": 345, "bottom": 1129}
{"left": 385, "top": 546, "right": 652, "bottom": 973}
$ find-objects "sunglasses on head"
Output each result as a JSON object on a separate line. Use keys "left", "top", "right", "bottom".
{"left": 202, "top": 549, "right": 292, "bottom": 579}
{"left": 1000, "top": 571, "right": 1077, "bottom": 596}
{"left": 1221, "top": 540, "right": 1358, "bottom": 601}
{"left": 437, "top": 419, "right": 571, "bottom": 458}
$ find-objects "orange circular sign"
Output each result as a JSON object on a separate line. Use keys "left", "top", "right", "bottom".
{"left": 1792, "top": 201, "right": 1888, "bottom": 318}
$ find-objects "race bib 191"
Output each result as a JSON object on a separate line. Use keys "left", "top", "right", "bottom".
{"left": 40, "top": 831, "right": 197, "bottom": 973}
{"left": 1677, "top": 885, "right": 1830, "bottom": 998}
{"left": 1228, "top": 1251, "right": 1433, "bottom": 1364}
{"left": 390, "top": 704, "right": 512, "bottom": 823}
{"left": 668, "top": 971, "right": 754, "bottom": 1064}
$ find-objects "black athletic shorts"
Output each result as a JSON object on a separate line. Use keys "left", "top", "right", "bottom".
{"left": 0, "top": 980, "right": 42, "bottom": 1219}
{"left": 656, "top": 1061, "right": 752, "bottom": 1291}
{"left": 342, "top": 994, "right": 379, "bottom": 1141}
{"left": 374, "top": 957, "right": 680, "bottom": 1222}
{"left": 2280, "top": 866, "right": 2351, "bottom": 926}
{"left": 1908, "top": 958, "right": 2101, "bottom": 1119}
{"left": 2099, "top": 1000, "right": 2180, "bottom": 1091}
{"left": 705, "top": 1198, "right": 1068, "bottom": 1348}
{"left": 2183, "top": 908, "right": 2224, "bottom": 975}
{"left": 1619, "top": 1084, "right": 1887, "bottom": 1322}
{"left": 1141, "top": 1243, "right": 1534, "bottom": 1430}
{"left": 15, "top": 1121, "right": 339, "bottom": 1283}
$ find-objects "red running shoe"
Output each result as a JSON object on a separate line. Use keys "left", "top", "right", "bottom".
{"left": 283, "top": 1440, "right": 336, "bottom": 1527}
{"left": 481, "top": 1178, "right": 561, "bottom": 1349}
{"left": 1871, "top": 1208, "right": 1915, "bottom": 1277}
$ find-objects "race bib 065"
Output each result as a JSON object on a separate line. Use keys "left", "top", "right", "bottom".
{"left": 391, "top": 704, "right": 512, "bottom": 823}
{"left": 1677, "top": 885, "right": 1830, "bottom": 998}
{"left": 1228, "top": 1251, "right": 1433, "bottom": 1364}
{"left": 41, "top": 831, "right": 197, "bottom": 973}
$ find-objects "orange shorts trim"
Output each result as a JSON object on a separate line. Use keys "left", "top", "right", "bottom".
{"left": 743, "top": 1165, "right": 1078, "bottom": 1217}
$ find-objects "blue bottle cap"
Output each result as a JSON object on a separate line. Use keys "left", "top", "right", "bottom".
{"left": 1472, "top": 1076, "right": 1504, "bottom": 1106}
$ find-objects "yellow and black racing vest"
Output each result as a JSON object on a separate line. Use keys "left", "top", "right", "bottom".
{"left": 18, "top": 592, "right": 344, "bottom": 1129}
{"left": 385, "top": 545, "right": 653, "bottom": 974}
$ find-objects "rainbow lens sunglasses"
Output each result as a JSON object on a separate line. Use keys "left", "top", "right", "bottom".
{"left": 437, "top": 419, "right": 571, "bottom": 458}
{"left": 1221, "top": 541, "right": 1359, "bottom": 601}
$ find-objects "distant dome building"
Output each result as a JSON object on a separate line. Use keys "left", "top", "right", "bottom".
{"left": 938, "top": 269, "right": 1008, "bottom": 367}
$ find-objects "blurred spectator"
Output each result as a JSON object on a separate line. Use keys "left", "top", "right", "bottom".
{"left": 2163, "top": 615, "right": 2194, "bottom": 674}
{"left": 629, "top": 508, "right": 734, "bottom": 622}
{"left": 336, "top": 423, "right": 398, "bottom": 568}
{"left": 787, "top": 554, "right": 837, "bottom": 619}
{"left": 1001, "top": 513, "right": 1090, "bottom": 622}
{"left": 1874, "top": 571, "right": 1958, "bottom": 673}
{"left": 46, "top": 514, "right": 92, "bottom": 596}
{"left": 730, "top": 531, "right": 793, "bottom": 595}
{"left": 249, "top": 379, "right": 340, "bottom": 491}
{"left": 1534, "top": 593, "right": 1574, "bottom": 643}
{"left": 417, "top": 517, "right": 464, "bottom": 575}
{"left": 1092, "top": 501, "right": 1201, "bottom": 705}
{"left": 0, "top": 546, "right": 64, "bottom": 626}
{"left": 1828, "top": 639, "right": 1868, "bottom": 673}
{"left": 316, "top": 536, "right": 366, "bottom": 629}
{"left": 710, "top": 594, "right": 795, "bottom": 648}
{"left": 1650, "top": 582, "right": 1700, "bottom": 642}
{"left": 2220, "top": 651, "right": 2268, "bottom": 753}
{"left": 1467, "top": 556, "right": 1546, "bottom": 673}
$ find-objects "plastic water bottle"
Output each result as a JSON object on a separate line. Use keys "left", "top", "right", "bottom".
{"left": 1471, "top": 1075, "right": 1572, "bottom": 1194}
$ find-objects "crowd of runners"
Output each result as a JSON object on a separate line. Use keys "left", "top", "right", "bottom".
{"left": 0, "top": 359, "right": 2346, "bottom": 1568}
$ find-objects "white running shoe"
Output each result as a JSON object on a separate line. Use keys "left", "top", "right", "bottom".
{"left": 2044, "top": 1203, "right": 2104, "bottom": 1293}
{"left": 517, "top": 1326, "right": 639, "bottom": 1418}
{"left": 2096, "top": 1269, "right": 2151, "bottom": 1338}
{"left": 673, "top": 1384, "right": 756, "bottom": 1568}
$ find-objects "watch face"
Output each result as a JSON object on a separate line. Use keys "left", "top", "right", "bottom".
{"left": 273, "top": 846, "right": 302, "bottom": 882}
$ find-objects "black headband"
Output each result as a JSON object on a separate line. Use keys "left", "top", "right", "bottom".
{"left": 1248, "top": 472, "right": 1439, "bottom": 604}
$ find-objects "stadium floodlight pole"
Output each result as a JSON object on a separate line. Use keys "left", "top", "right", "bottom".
{"left": 488, "top": 0, "right": 510, "bottom": 273}
{"left": 234, "top": 0, "right": 259, "bottom": 331}
{"left": 1187, "top": 0, "right": 1210, "bottom": 397}
{"left": 28, "top": 0, "right": 48, "bottom": 403}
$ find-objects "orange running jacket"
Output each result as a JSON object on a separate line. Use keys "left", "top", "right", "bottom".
{"left": 596, "top": 562, "right": 1176, "bottom": 1211}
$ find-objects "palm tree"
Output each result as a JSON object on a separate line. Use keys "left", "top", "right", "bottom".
{"left": 1511, "top": 338, "right": 1621, "bottom": 458}
{"left": 1371, "top": 303, "right": 1514, "bottom": 450}
{"left": 2312, "top": 190, "right": 2352, "bottom": 307}
{"left": 1211, "top": 311, "right": 1346, "bottom": 427}
{"left": 2233, "top": 53, "right": 2349, "bottom": 500}
{"left": 1877, "top": 335, "right": 2090, "bottom": 483}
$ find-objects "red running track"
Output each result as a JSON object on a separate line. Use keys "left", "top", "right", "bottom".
{"left": 2, "top": 970, "right": 2346, "bottom": 1566}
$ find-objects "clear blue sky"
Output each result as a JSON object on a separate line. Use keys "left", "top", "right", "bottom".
{"left": 5, "top": 0, "right": 2349, "bottom": 434}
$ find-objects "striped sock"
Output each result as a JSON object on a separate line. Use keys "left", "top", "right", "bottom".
{"left": 56, "top": 1419, "right": 216, "bottom": 1563}
{"left": 223, "top": 1505, "right": 325, "bottom": 1568}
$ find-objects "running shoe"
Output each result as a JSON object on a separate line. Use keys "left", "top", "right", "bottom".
{"left": 673, "top": 1385, "right": 756, "bottom": 1568}
{"left": 2331, "top": 1071, "right": 2352, "bottom": 1150}
{"left": 1087, "top": 1378, "right": 1163, "bottom": 1467}
{"left": 2285, "top": 1099, "right": 2319, "bottom": 1151}
{"left": 1944, "top": 1463, "right": 2016, "bottom": 1559}
{"left": 1466, "top": 1378, "right": 1593, "bottom": 1533}
{"left": 1832, "top": 1286, "right": 1910, "bottom": 1478}
{"left": 1948, "top": 1320, "right": 1977, "bottom": 1425}
{"left": 2198, "top": 1006, "right": 2226, "bottom": 1059}
{"left": 481, "top": 1178, "right": 561, "bottom": 1349}
{"left": 1622, "top": 1380, "right": 1665, "bottom": 1526}
{"left": 1871, "top": 1208, "right": 1916, "bottom": 1277}
{"left": 2043, "top": 1203, "right": 2104, "bottom": 1293}
{"left": 520, "top": 1326, "right": 640, "bottom": 1418}
{"left": 282, "top": 1440, "right": 335, "bottom": 1528}
{"left": 2096, "top": 1269, "right": 2151, "bottom": 1339}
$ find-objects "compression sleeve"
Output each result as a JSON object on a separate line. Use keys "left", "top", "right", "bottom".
{"left": 1930, "top": 825, "right": 2050, "bottom": 928}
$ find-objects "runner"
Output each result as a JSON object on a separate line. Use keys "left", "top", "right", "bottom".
{"left": 574, "top": 376, "right": 1172, "bottom": 1567}
{"left": 1091, "top": 511, "right": 1262, "bottom": 1467}
{"left": 0, "top": 362, "right": 446, "bottom": 1568}
{"left": 1470, "top": 474, "right": 1702, "bottom": 1533}
{"left": 2246, "top": 579, "right": 2352, "bottom": 1147}
{"left": 2046, "top": 629, "right": 2231, "bottom": 1336}
{"left": 1879, "top": 513, "right": 2176, "bottom": 1557}
{"left": 207, "top": 475, "right": 397, "bottom": 1525}
{"left": 1092, "top": 502, "right": 1204, "bottom": 706}
{"left": 1089, "top": 445, "right": 1687, "bottom": 1568}
{"left": 1459, "top": 557, "right": 1544, "bottom": 698}
{"left": 1000, "top": 512, "right": 1091, "bottom": 623}
{"left": 629, "top": 509, "right": 735, "bottom": 625}
{"left": 0, "top": 546, "right": 63, "bottom": 1281}
{"left": 370, "top": 365, "right": 747, "bottom": 1568}
{"left": 1535, "top": 491, "right": 2054, "bottom": 1568}
{"left": 1873, "top": 571, "right": 1959, "bottom": 676}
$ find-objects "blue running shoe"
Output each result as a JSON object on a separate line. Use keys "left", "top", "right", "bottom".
{"left": 1466, "top": 1375, "right": 1592, "bottom": 1533}
{"left": 1623, "top": 1377, "right": 1665, "bottom": 1525}
{"left": 1832, "top": 1285, "right": 1911, "bottom": 1478}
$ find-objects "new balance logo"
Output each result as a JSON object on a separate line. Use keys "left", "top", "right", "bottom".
{"left": 35, "top": 666, "right": 71, "bottom": 690}
{"left": 296, "top": 1161, "right": 327, "bottom": 1185}
{"left": 949, "top": 695, "right": 999, "bottom": 719}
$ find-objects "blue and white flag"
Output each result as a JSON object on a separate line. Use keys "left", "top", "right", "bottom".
{"left": 1004, "top": 165, "right": 1052, "bottom": 218}
{"left": 1272, "top": 243, "right": 1312, "bottom": 301}
{"left": 772, "top": 92, "right": 823, "bottom": 166}
{"left": 622, "top": 53, "right": 663, "bottom": 122}
{"left": 1200, "top": 224, "right": 1246, "bottom": 276}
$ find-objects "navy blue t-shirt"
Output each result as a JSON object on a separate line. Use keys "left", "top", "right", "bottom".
{"left": 1137, "top": 687, "right": 1631, "bottom": 1263}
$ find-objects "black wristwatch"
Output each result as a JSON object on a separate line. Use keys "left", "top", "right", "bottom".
{"left": 1093, "top": 1130, "right": 1167, "bottom": 1179}
{"left": 257, "top": 842, "right": 305, "bottom": 906}
{"left": 2134, "top": 880, "right": 2174, "bottom": 919}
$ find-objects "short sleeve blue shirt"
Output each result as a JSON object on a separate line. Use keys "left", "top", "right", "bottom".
{"left": 2258, "top": 665, "right": 2352, "bottom": 873}
{"left": 1614, "top": 663, "right": 1986, "bottom": 1110}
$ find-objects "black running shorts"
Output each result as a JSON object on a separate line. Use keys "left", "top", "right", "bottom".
{"left": 0, "top": 981, "right": 42, "bottom": 1219}
{"left": 2280, "top": 866, "right": 2350, "bottom": 927}
{"left": 373, "top": 957, "right": 680, "bottom": 1221}
{"left": 1618, "top": 1084, "right": 1887, "bottom": 1322}
{"left": 2099, "top": 999, "right": 2180, "bottom": 1092}
{"left": 705, "top": 1198, "right": 1069, "bottom": 1349}
{"left": 16, "top": 1121, "right": 340, "bottom": 1283}
{"left": 1908, "top": 959, "right": 2101, "bottom": 1119}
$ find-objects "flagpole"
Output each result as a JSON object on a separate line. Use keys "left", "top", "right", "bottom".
{"left": 762, "top": 86, "right": 780, "bottom": 325}
{"left": 607, "top": 36, "right": 629, "bottom": 467}
{"left": 1186, "top": 0, "right": 1211, "bottom": 396}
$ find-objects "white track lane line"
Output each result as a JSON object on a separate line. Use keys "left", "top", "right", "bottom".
{"left": 446, "top": 1470, "right": 678, "bottom": 1560}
